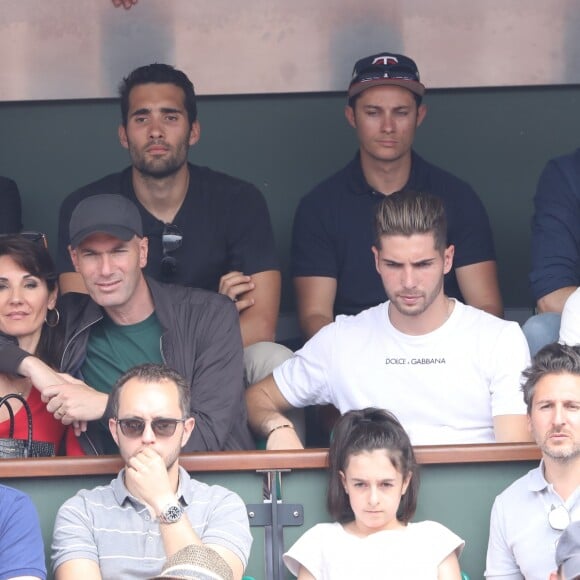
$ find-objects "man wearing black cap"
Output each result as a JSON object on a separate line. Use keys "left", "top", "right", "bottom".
{"left": 7, "top": 193, "right": 254, "bottom": 453}
{"left": 292, "top": 51, "right": 503, "bottom": 341}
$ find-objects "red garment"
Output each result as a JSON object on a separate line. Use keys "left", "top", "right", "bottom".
{"left": 0, "top": 387, "right": 84, "bottom": 456}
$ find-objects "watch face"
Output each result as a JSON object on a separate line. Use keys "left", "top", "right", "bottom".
{"left": 163, "top": 504, "right": 183, "bottom": 523}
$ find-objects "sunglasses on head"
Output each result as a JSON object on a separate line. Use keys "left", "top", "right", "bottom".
{"left": 0, "top": 231, "right": 48, "bottom": 248}
{"left": 355, "top": 64, "right": 419, "bottom": 83}
{"left": 115, "top": 417, "right": 185, "bottom": 438}
{"left": 160, "top": 223, "right": 183, "bottom": 277}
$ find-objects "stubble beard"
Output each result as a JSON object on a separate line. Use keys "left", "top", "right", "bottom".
{"left": 539, "top": 430, "right": 580, "bottom": 463}
{"left": 389, "top": 277, "right": 444, "bottom": 318}
{"left": 163, "top": 443, "right": 182, "bottom": 472}
{"left": 390, "top": 293, "right": 427, "bottom": 317}
{"left": 130, "top": 140, "right": 189, "bottom": 180}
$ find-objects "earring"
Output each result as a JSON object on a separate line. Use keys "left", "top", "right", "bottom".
{"left": 45, "top": 307, "right": 60, "bottom": 328}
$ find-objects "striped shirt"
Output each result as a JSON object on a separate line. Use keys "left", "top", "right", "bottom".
{"left": 51, "top": 466, "right": 252, "bottom": 579}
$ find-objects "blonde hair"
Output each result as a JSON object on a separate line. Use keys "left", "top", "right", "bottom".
{"left": 374, "top": 190, "right": 447, "bottom": 251}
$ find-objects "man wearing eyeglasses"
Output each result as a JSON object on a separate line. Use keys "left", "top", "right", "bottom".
{"left": 56, "top": 63, "right": 286, "bottom": 388}
{"left": 52, "top": 363, "right": 252, "bottom": 580}
{"left": 292, "top": 51, "right": 502, "bottom": 344}
{"left": 486, "top": 342, "right": 580, "bottom": 579}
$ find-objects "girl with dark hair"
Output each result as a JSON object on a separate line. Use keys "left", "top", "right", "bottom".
{"left": 0, "top": 236, "right": 83, "bottom": 455}
{"left": 284, "top": 408, "right": 464, "bottom": 579}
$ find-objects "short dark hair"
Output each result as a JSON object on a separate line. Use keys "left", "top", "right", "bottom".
{"left": 0, "top": 235, "right": 62, "bottom": 368}
{"left": 327, "top": 407, "right": 419, "bottom": 525}
{"left": 105, "top": 363, "right": 191, "bottom": 419}
{"left": 374, "top": 190, "right": 447, "bottom": 252}
{"left": 118, "top": 63, "right": 197, "bottom": 126}
{"left": 522, "top": 342, "right": 580, "bottom": 413}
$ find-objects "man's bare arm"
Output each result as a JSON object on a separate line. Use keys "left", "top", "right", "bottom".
{"left": 245, "top": 374, "right": 303, "bottom": 450}
{"left": 455, "top": 261, "right": 503, "bottom": 318}
{"left": 294, "top": 276, "right": 337, "bottom": 340}
{"left": 493, "top": 415, "right": 533, "bottom": 443}
{"left": 297, "top": 566, "right": 317, "bottom": 580}
{"left": 537, "top": 286, "right": 577, "bottom": 314}
{"left": 58, "top": 272, "right": 87, "bottom": 295}
{"left": 55, "top": 559, "right": 102, "bottom": 580}
{"left": 238, "top": 270, "right": 280, "bottom": 346}
{"left": 218, "top": 270, "right": 281, "bottom": 347}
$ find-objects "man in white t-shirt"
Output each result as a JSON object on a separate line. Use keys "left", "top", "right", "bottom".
{"left": 246, "top": 190, "right": 532, "bottom": 448}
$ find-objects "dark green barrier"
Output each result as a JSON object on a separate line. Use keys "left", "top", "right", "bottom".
{"left": 1, "top": 445, "right": 540, "bottom": 579}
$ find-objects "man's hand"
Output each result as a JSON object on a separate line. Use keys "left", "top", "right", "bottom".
{"left": 218, "top": 271, "right": 255, "bottom": 313}
{"left": 125, "top": 448, "right": 174, "bottom": 512}
{"left": 42, "top": 378, "right": 108, "bottom": 433}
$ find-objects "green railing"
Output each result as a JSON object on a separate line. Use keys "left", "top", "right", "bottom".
{"left": 0, "top": 443, "right": 540, "bottom": 579}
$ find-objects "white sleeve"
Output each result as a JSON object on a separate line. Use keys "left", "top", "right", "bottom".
{"left": 489, "top": 323, "right": 530, "bottom": 417}
{"left": 273, "top": 324, "right": 336, "bottom": 408}
{"left": 283, "top": 525, "right": 325, "bottom": 578}
{"left": 484, "top": 497, "right": 524, "bottom": 579}
{"left": 418, "top": 521, "right": 464, "bottom": 565}
{"left": 560, "top": 288, "right": 580, "bottom": 345}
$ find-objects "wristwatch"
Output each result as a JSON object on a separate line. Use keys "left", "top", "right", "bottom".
{"left": 158, "top": 502, "right": 184, "bottom": 524}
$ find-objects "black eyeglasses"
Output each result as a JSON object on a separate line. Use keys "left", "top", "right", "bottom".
{"left": 115, "top": 417, "right": 185, "bottom": 438}
{"left": 161, "top": 223, "right": 183, "bottom": 276}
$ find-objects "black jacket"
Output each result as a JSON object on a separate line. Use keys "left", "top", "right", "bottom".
{"left": 59, "top": 277, "right": 254, "bottom": 454}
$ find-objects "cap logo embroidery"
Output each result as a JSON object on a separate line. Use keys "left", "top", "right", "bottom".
{"left": 372, "top": 56, "right": 399, "bottom": 66}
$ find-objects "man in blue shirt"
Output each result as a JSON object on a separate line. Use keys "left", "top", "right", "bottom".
{"left": 0, "top": 484, "right": 46, "bottom": 580}
{"left": 523, "top": 149, "right": 580, "bottom": 355}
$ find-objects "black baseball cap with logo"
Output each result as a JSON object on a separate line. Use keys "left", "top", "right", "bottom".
{"left": 348, "top": 52, "right": 426, "bottom": 99}
{"left": 69, "top": 194, "right": 143, "bottom": 248}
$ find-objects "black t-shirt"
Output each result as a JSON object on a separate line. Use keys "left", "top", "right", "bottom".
{"left": 57, "top": 164, "right": 279, "bottom": 289}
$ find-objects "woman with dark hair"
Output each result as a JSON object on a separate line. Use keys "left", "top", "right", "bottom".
{"left": 0, "top": 236, "right": 83, "bottom": 455}
{"left": 283, "top": 408, "right": 464, "bottom": 579}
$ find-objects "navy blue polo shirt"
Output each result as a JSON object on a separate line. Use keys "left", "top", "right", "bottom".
{"left": 291, "top": 151, "right": 496, "bottom": 317}
{"left": 530, "top": 148, "right": 580, "bottom": 301}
